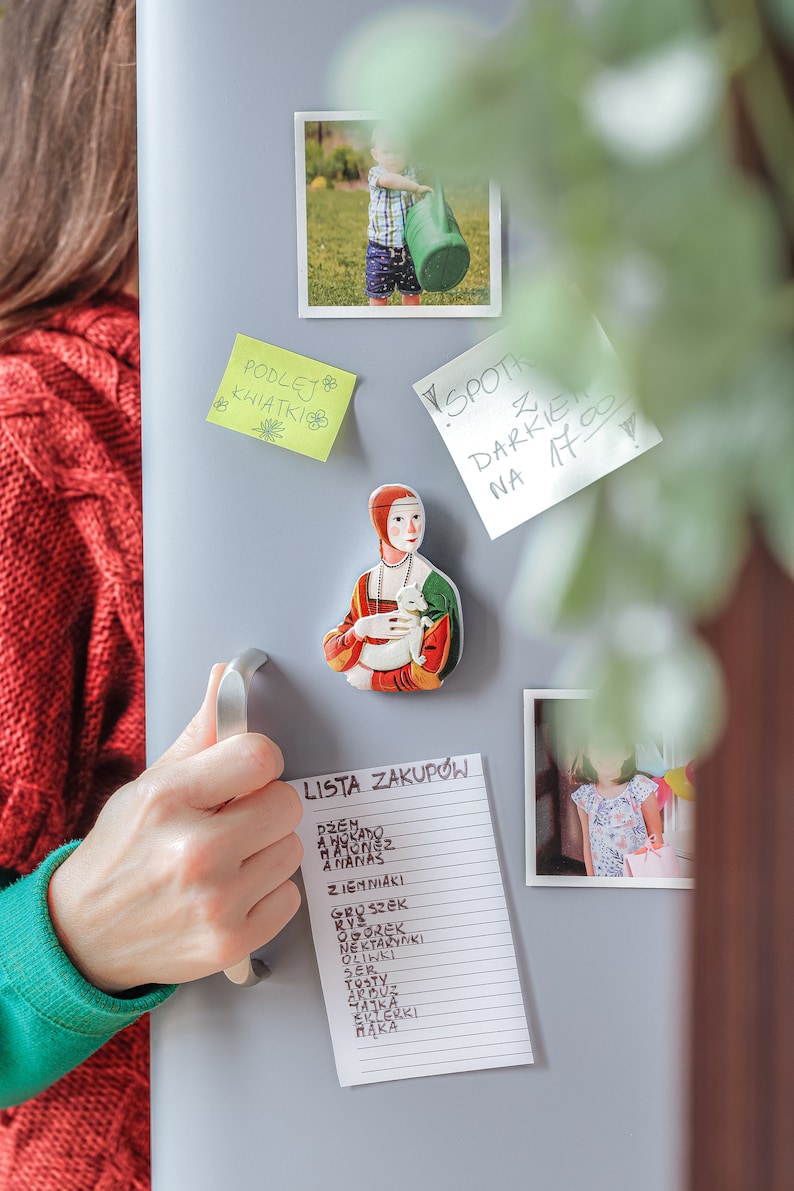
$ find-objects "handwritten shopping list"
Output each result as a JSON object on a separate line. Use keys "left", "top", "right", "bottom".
{"left": 413, "top": 328, "right": 662, "bottom": 538}
{"left": 290, "top": 753, "right": 533, "bottom": 1087}
{"left": 207, "top": 333, "right": 356, "bottom": 462}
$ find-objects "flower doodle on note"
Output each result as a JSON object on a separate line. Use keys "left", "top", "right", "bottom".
{"left": 307, "top": 409, "right": 329, "bottom": 431}
{"left": 253, "top": 418, "right": 285, "bottom": 442}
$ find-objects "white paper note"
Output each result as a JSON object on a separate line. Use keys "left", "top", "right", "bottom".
{"left": 290, "top": 753, "right": 533, "bottom": 1086}
{"left": 413, "top": 328, "right": 662, "bottom": 538}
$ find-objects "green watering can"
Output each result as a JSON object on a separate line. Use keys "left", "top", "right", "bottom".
{"left": 405, "top": 180, "right": 470, "bottom": 293}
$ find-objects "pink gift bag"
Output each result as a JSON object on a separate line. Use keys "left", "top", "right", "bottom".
{"left": 622, "top": 835, "right": 683, "bottom": 878}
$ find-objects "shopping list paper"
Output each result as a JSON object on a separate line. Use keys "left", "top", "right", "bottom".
{"left": 290, "top": 753, "right": 533, "bottom": 1087}
{"left": 413, "top": 328, "right": 662, "bottom": 538}
{"left": 207, "top": 333, "right": 356, "bottom": 461}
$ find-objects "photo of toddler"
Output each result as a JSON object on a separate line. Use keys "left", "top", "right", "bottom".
{"left": 366, "top": 124, "right": 432, "bottom": 308}
{"left": 295, "top": 111, "right": 501, "bottom": 318}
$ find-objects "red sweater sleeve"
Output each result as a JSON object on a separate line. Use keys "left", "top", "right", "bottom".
{"left": 0, "top": 436, "right": 88, "bottom": 869}
{"left": 0, "top": 313, "right": 145, "bottom": 875}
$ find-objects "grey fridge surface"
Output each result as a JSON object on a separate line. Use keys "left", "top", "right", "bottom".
{"left": 137, "top": 2, "right": 688, "bottom": 1189}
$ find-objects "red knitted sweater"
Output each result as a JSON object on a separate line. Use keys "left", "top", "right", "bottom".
{"left": 0, "top": 297, "right": 151, "bottom": 1190}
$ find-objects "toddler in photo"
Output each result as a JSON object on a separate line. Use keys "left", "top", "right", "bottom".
{"left": 366, "top": 124, "right": 433, "bottom": 307}
{"left": 571, "top": 747, "right": 664, "bottom": 877}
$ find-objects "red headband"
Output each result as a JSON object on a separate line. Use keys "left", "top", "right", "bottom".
{"left": 368, "top": 484, "right": 419, "bottom": 548}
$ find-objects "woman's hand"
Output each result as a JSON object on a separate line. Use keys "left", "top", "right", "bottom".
{"left": 353, "top": 612, "right": 411, "bottom": 641}
{"left": 47, "top": 666, "right": 303, "bottom": 994}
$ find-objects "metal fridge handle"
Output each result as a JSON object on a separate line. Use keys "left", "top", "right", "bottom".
{"left": 216, "top": 648, "right": 271, "bottom": 987}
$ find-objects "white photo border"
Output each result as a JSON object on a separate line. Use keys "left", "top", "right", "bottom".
{"left": 524, "top": 690, "right": 694, "bottom": 889}
{"left": 295, "top": 111, "right": 502, "bottom": 319}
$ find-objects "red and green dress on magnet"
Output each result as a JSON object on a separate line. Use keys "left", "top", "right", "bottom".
{"left": 324, "top": 567, "right": 462, "bottom": 691}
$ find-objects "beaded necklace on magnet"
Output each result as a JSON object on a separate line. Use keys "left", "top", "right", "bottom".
{"left": 373, "top": 551, "right": 413, "bottom": 615}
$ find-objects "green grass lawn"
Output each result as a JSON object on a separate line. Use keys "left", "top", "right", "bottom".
{"left": 306, "top": 183, "right": 493, "bottom": 308}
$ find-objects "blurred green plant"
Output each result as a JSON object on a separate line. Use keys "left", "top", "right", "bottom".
{"left": 327, "top": 144, "right": 365, "bottom": 181}
{"left": 305, "top": 138, "right": 369, "bottom": 184}
{"left": 305, "top": 137, "right": 326, "bottom": 183}
{"left": 333, "top": 0, "right": 794, "bottom": 756}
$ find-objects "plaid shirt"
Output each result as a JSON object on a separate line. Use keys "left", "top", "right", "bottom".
{"left": 367, "top": 165, "right": 417, "bottom": 248}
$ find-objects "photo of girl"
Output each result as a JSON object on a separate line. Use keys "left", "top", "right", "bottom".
{"left": 525, "top": 692, "right": 694, "bottom": 887}
{"left": 323, "top": 484, "right": 463, "bottom": 693}
{"left": 571, "top": 748, "right": 667, "bottom": 878}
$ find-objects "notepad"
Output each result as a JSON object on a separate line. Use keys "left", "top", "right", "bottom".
{"left": 290, "top": 753, "right": 533, "bottom": 1086}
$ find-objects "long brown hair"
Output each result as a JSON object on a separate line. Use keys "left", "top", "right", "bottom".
{"left": 0, "top": 0, "right": 137, "bottom": 340}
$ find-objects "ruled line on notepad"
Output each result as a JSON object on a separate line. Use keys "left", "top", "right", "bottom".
{"left": 358, "top": 1047, "right": 532, "bottom": 1071}
{"left": 378, "top": 947, "right": 516, "bottom": 976}
{"left": 330, "top": 890, "right": 505, "bottom": 913}
{"left": 381, "top": 857, "right": 500, "bottom": 876}
{"left": 395, "top": 973, "right": 521, "bottom": 992}
{"left": 405, "top": 1002, "right": 525, "bottom": 1022}
{"left": 315, "top": 806, "right": 490, "bottom": 831}
{"left": 357, "top": 1005, "right": 530, "bottom": 1033}
{"left": 356, "top": 1024, "right": 531, "bottom": 1052}
{"left": 306, "top": 788, "right": 485, "bottom": 816}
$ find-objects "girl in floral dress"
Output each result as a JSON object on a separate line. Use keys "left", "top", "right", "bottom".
{"left": 571, "top": 747, "right": 664, "bottom": 877}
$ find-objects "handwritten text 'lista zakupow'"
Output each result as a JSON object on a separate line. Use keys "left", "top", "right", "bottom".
{"left": 413, "top": 328, "right": 661, "bottom": 538}
{"left": 290, "top": 753, "right": 533, "bottom": 1086}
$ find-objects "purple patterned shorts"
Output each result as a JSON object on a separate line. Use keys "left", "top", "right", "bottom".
{"left": 365, "top": 241, "right": 422, "bottom": 298}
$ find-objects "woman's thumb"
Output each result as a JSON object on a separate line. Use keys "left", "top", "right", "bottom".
{"left": 149, "top": 663, "right": 226, "bottom": 769}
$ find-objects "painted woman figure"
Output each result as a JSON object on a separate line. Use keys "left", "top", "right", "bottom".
{"left": 324, "top": 484, "right": 462, "bottom": 692}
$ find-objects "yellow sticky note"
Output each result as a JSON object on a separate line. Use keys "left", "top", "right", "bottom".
{"left": 207, "top": 333, "right": 356, "bottom": 462}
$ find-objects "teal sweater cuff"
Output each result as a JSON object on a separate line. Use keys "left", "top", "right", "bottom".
{"left": 1, "top": 842, "right": 176, "bottom": 1036}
